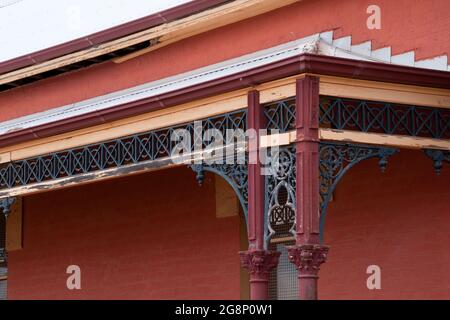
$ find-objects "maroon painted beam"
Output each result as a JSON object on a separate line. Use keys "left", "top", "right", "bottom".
{"left": 287, "top": 76, "right": 329, "bottom": 300}
{"left": 239, "top": 90, "right": 279, "bottom": 300}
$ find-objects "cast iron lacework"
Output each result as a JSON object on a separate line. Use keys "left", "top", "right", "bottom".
{"left": 264, "top": 98, "right": 296, "bottom": 133}
{"left": 263, "top": 96, "right": 450, "bottom": 139}
{"left": 191, "top": 160, "right": 249, "bottom": 218}
{"left": 0, "top": 198, "right": 15, "bottom": 219}
{"left": 319, "top": 142, "right": 398, "bottom": 242}
{"left": 265, "top": 146, "right": 296, "bottom": 244}
{"left": 263, "top": 98, "right": 297, "bottom": 244}
{"left": 424, "top": 149, "right": 450, "bottom": 175}
{"left": 0, "top": 110, "right": 247, "bottom": 191}
{"left": 320, "top": 96, "right": 450, "bottom": 139}
{"left": 0, "top": 198, "right": 12, "bottom": 264}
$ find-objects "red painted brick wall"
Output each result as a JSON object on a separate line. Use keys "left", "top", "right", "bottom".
{"left": 320, "top": 149, "right": 450, "bottom": 299}
{"left": 5, "top": 150, "right": 450, "bottom": 299}
{"left": 1, "top": 0, "right": 450, "bottom": 122}
{"left": 7, "top": 167, "right": 242, "bottom": 299}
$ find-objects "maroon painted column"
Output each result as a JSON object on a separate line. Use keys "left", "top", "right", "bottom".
{"left": 287, "top": 76, "right": 329, "bottom": 300}
{"left": 239, "top": 90, "right": 280, "bottom": 300}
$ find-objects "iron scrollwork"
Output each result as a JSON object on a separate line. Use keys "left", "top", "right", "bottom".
{"left": 189, "top": 112, "right": 249, "bottom": 219}
{"left": 191, "top": 162, "right": 248, "bottom": 219}
{"left": 263, "top": 99, "right": 297, "bottom": 246}
{"left": 319, "top": 143, "right": 398, "bottom": 242}
{"left": 0, "top": 197, "right": 15, "bottom": 219}
{"left": 265, "top": 146, "right": 296, "bottom": 244}
{"left": 424, "top": 149, "right": 450, "bottom": 175}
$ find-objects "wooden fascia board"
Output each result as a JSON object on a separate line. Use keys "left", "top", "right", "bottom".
{"left": 261, "top": 129, "right": 450, "bottom": 150}
{"left": 319, "top": 75, "right": 450, "bottom": 109}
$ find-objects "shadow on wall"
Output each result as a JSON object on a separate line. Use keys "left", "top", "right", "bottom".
{"left": 320, "top": 149, "right": 450, "bottom": 300}
{"left": 7, "top": 166, "right": 244, "bottom": 300}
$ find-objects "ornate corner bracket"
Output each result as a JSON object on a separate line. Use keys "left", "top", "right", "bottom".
{"left": 265, "top": 145, "right": 297, "bottom": 245}
{"left": 424, "top": 149, "right": 450, "bottom": 175}
{"left": 319, "top": 143, "right": 398, "bottom": 242}
{"left": 190, "top": 163, "right": 248, "bottom": 218}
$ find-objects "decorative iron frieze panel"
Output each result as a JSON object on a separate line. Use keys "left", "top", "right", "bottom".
{"left": 264, "top": 98, "right": 296, "bottom": 133}
{"left": 319, "top": 142, "right": 398, "bottom": 242}
{"left": 320, "top": 96, "right": 450, "bottom": 139}
{"left": 263, "top": 96, "right": 450, "bottom": 139}
{"left": 0, "top": 110, "right": 247, "bottom": 191}
{"left": 265, "top": 145, "right": 297, "bottom": 243}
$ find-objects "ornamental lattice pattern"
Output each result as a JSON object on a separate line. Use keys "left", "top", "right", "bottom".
{"left": 320, "top": 96, "right": 450, "bottom": 139}
{"left": 265, "top": 145, "right": 296, "bottom": 242}
{"left": 318, "top": 142, "right": 397, "bottom": 241}
{"left": 263, "top": 96, "right": 450, "bottom": 139}
{"left": 264, "top": 98, "right": 296, "bottom": 133}
{"left": 0, "top": 110, "right": 247, "bottom": 190}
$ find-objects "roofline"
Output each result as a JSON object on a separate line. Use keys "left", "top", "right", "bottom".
{"left": 0, "top": 0, "right": 229, "bottom": 75}
{"left": 1, "top": 53, "right": 449, "bottom": 149}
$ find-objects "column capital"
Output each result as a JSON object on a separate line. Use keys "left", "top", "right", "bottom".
{"left": 239, "top": 250, "right": 280, "bottom": 277}
{"left": 287, "top": 244, "right": 329, "bottom": 274}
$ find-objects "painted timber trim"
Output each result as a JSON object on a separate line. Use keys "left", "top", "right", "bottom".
{"left": 260, "top": 130, "right": 450, "bottom": 151}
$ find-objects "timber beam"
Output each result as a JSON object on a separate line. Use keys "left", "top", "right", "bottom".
{"left": 261, "top": 129, "right": 450, "bottom": 151}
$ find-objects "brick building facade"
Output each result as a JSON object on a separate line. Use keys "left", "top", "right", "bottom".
{"left": 0, "top": 0, "right": 448, "bottom": 300}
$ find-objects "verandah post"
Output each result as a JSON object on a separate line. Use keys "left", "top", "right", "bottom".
{"left": 239, "top": 90, "right": 280, "bottom": 300}
{"left": 287, "top": 76, "right": 329, "bottom": 300}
